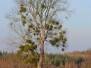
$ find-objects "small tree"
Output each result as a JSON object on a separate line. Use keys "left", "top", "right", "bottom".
{"left": 6, "top": 0, "right": 71, "bottom": 68}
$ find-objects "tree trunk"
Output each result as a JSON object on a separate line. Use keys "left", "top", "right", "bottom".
{"left": 37, "top": 37, "right": 44, "bottom": 68}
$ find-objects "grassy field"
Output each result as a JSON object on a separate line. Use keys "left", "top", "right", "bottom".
{"left": 0, "top": 50, "right": 91, "bottom": 68}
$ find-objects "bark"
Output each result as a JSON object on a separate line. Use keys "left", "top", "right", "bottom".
{"left": 37, "top": 37, "right": 44, "bottom": 68}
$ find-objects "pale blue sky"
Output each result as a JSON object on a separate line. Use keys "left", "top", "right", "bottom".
{"left": 0, "top": 0, "right": 91, "bottom": 52}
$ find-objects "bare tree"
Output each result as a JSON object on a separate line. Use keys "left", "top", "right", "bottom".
{"left": 6, "top": 0, "right": 71, "bottom": 68}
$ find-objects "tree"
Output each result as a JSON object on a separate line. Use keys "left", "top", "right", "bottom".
{"left": 0, "top": 51, "right": 2, "bottom": 57}
{"left": 6, "top": 0, "right": 71, "bottom": 68}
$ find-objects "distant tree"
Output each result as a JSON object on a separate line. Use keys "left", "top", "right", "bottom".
{"left": 6, "top": 0, "right": 71, "bottom": 68}
{"left": 0, "top": 51, "right": 2, "bottom": 56}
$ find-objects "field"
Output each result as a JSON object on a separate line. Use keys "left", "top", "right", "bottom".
{"left": 0, "top": 49, "right": 91, "bottom": 68}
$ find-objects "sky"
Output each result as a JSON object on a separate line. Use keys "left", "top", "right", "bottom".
{"left": 0, "top": 0, "right": 91, "bottom": 53}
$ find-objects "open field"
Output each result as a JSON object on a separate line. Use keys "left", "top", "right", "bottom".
{"left": 0, "top": 49, "right": 91, "bottom": 68}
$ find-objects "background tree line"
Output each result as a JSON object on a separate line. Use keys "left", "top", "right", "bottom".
{"left": 0, "top": 50, "right": 91, "bottom": 68}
